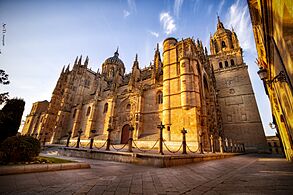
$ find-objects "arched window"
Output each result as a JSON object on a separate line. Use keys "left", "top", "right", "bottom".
{"left": 126, "top": 104, "right": 131, "bottom": 110}
{"left": 231, "top": 59, "right": 235, "bottom": 66}
{"left": 219, "top": 62, "right": 223, "bottom": 69}
{"left": 73, "top": 109, "right": 77, "bottom": 118}
{"left": 157, "top": 91, "right": 163, "bottom": 104}
{"left": 104, "top": 103, "right": 108, "bottom": 113}
{"left": 225, "top": 61, "right": 229, "bottom": 67}
{"left": 86, "top": 106, "right": 91, "bottom": 116}
{"left": 222, "top": 41, "right": 226, "bottom": 48}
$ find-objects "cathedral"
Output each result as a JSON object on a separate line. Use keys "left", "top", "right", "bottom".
{"left": 22, "top": 17, "right": 268, "bottom": 152}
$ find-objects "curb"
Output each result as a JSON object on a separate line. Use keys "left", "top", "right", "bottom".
{"left": 0, "top": 162, "right": 90, "bottom": 175}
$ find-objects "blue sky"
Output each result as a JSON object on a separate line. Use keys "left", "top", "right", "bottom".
{"left": 0, "top": 0, "right": 275, "bottom": 135}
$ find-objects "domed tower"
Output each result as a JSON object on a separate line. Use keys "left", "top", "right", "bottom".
{"left": 209, "top": 16, "right": 267, "bottom": 152}
{"left": 102, "top": 48, "right": 125, "bottom": 81}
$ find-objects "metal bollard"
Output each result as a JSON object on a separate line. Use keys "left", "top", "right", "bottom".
{"left": 43, "top": 133, "right": 48, "bottom": 147}
{"left": 76, "top": 130, "right": 83, "bottom": 148}
{"left": 89, "top": 130, "right": 96, "bottom": 149}
{"left": 106, "top": 127, "right": 113, "bottom": 151}
{"left": 66, "top": 131, "right": 72, "bottom": 147}
{"left": 157, "top": 122, "right": 165, "bottom": 155}
{"left": 128, "top": 125, "right": 134, "bottom": 152}
{"left": 219, "top": 136, "right": 223, "bottom": 153}
{"left": 199, "top": 132, "right": 204, "bottom": 154}
{"left": 181, "top": 128, "right": 187, "bottom": 154}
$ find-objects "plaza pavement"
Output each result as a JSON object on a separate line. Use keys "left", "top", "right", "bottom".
{"left": 0, "top": 153, "right": 292, "bottom": 194}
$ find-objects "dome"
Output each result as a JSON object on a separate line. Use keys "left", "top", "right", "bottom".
{"left": 104, "top": 49, "right": 124, "bottom": 67}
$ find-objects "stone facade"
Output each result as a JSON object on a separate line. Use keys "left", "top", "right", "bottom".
{"left": 248, "top": 0, "right": 293, "bottom": 160}
{"left": 209, "top": 17, "right": 268, "bottom": 152}
{"left": 22, "top": 18, "right": 267, "bottom": 152}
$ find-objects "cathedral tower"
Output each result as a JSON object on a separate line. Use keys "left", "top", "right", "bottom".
{"left": 209, "top": 16, "right": 268, "bottom": 152}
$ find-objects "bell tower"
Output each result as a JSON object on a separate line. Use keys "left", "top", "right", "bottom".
{"left": 209, "top": 16, "right": 268, "bottom": 152}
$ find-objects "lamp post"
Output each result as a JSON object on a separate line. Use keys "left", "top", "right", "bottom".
{"left": 257, "top": 68, "right": 287, "bottom": 85}
{"left": 66, "top": 131, "right": 72, "bottom": 147}
{"left": 157, "top": 122, "right": 165, "bottom": 155}
{"left": 76, "top": 129, "right": 83, "bottom": 148}
{"left": 90, "top": 130, "right": 96, "bottom": 149}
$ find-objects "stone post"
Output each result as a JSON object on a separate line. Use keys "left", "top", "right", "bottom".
{"left": 225, "top": 138, "right": 228, "bottom": 152}
{"left": 230, "top": 139, "right": 233, "bottom": 152}
{"left": 157, "top": 121, "right": 165, "bottom": 155}
{"left": 219, "top": 136, "right": 223, "bottom": 153}
{"left": 181, "top": 128, "right": 187, "bottom": 154}
{"left": 128, "top": 125, "right": 134, "bottom": 152}
{"left": 76, "top": 129, "right": 83, "bottom": 148}
{"left": 199, "top": 132, "right": 204, "bottom": 154}
{"left": 106, "top": 127, "right": 113, "bottom": 151}
{"left": 210, "top": 134, "right": 214, "bottom": 153}
{"left": 66, "top": 131, "right": 72, "bottom": 147}
{"left": 89, "top": 130, "right": 96, "bottom": 149}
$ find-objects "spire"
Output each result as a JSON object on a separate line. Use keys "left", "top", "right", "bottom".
{"left": 78, "top": 55, "right": 82, "bottom": 65}
{"left": 205, "top": 47, "right": 208, "bottom": 56}
{"left": 74, "top": 56, "right": 78, "bottom": 65}
{"left": 156, "top": 43, "right": 159, "bottom": 51}
{"left": 133, "top": 54, "right": 139, "bottom": 69}
{"left": 66, "top": 64, "right": 70, "bottom": 72}
{"left": 84, "top": 56, "right": 89, "bottom": 67}
{"left": 114, "top": 47, "right": 119, "bottom": 57}
{"left": 61, "top": 65, "right": 65, "bottom": 73}
{"left": 217, "top": 15, "right": 224, "bottom": 29}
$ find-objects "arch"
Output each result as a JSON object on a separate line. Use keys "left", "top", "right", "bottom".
{"left": 103, "top": 103, "right": 108, "bottom": 113}
{"left": 221, "top": 41, "right": 226, "bottom": 48}
{"left": 86, "top": 106, "right": 91, "bottom": 116}
{"left": 225, "top": 61, "right": 229, "bottom": 67}
{"left": 121, "top": 124, "right": 130, "bottom": 144}
{"left": 231, "top": 59, "right": 235, "bottom": 66}
{"left": 126, "top": 104, "right": 131, "bottom": 110}
{"left": 157, "top": 91, "right": 163, "bottom": 104}
{"left": 219, "top": 62, "right": 223, "bottom": 69}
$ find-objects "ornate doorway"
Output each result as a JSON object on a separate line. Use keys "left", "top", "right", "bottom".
{"left": 121, "top": 124, "right": 130, "bottom": 144}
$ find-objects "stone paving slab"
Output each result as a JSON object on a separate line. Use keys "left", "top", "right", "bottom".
{"left": 0, "top": 154, "right": 292, "bottom": 194}
{"left": 0, "top": 162, "right": 90, "bottom": 175}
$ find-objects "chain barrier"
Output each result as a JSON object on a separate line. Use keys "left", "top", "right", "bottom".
{"left": 80, "top": 142, "right": 90, "bottom": 148}
{"left": 94, "top": 141, "right": 107, "bottom": 150}
{"left": 132, "top": 139, "right": 159, "bottom": 153}
{"left": 163, "top": 141, "right": 183, "bottom": 154}
{"left": 69, "top": 142, "right": 77, "bottom": 147}
{"left": 186, "top": 144, "right": 199, "bottom": 153}
{"left": 111, "top": 142, "right": 128, "bottom": 151}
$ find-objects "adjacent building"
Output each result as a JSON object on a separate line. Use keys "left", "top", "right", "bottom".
{"left": 248, "top": 0, "right": 293, "bottom": 160}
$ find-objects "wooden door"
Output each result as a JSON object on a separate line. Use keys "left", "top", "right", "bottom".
{"left": 121, "top": 124, "right": 130, "bottom": 144}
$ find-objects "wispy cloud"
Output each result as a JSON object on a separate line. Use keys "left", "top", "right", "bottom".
{"left": 127, "top": 0, "right": 136, "bottom": 13}
{"left": 174, "top": 0, "right": 184, "bottom": 18}
{"left": 217, "top": 0, "right": 225, "bottom": 15}
{"left": 192, "top": 0, "right": 200, "bottom": 13}
{"left": 123, "top": 10, "right": 130, "bottom": 18}
{"left": 225, "top": 0, "right": 254, "bottom": 51}
{"left": 207, "top": 4, "right": 213, "bottom": 16}
{"left": 149, "top": 31, "right": 159, "bottom": 38}
{"left": 160, "top": 12, "right": 176, "bottom": 35}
